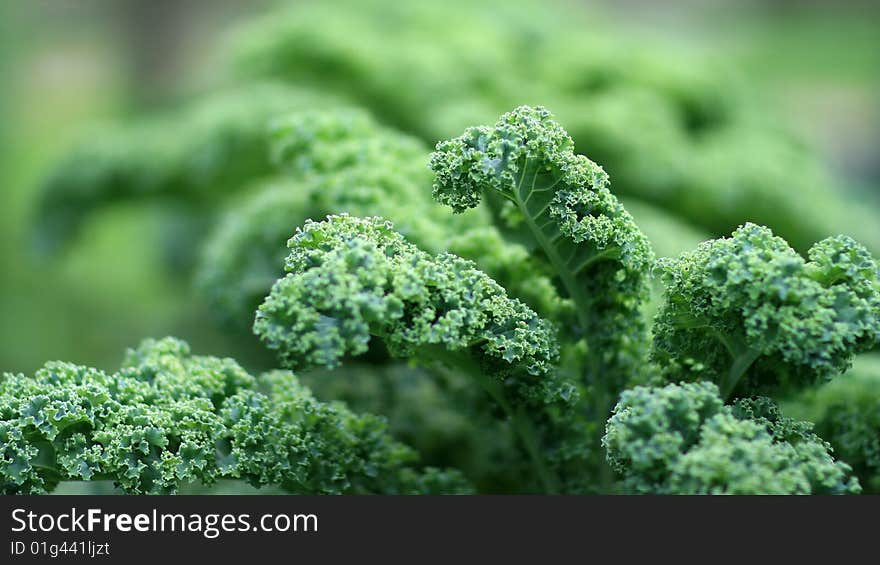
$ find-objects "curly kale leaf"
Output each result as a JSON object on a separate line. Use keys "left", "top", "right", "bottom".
{"left": 430, "top": 106, "right": 654, "bottom": 400}
{"left": 255, "top": 215, "right": 559, "bottom": 379}
{"left": 603, "top": 382, "right": 859, "bottom": 494}
{"left": 0, "top": 337, "right": 468, "bottom": 495}
{"left": 254, "top": 214, "right": 594, "bottom": 492}
{"left": 653, "top": 223, "right": 880, "bottom": 398}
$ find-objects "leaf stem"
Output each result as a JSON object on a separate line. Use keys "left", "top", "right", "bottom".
{"left": 713, "top": 331, "right": 761, "bottom": 400}
{"left": 507, "top": 158, "right": 614, "bottom": 490}
{"left": 720, "top": 347, "right": 762, "bottom": 401}
{"left": 421, "top": 345, "right": 560, "bottom": 494}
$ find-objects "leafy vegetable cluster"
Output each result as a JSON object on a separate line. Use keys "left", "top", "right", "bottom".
{"left": 9, "top": 0, "right": 880, "bottom": 495}
{"left": 604, "top": 382, "right": 858, "bottom": 494}
{"left": 653, "top": 223, "right": 880, "bottom": 398}
{"left": 1, "top": 337, "right": 466, "bottom": 494}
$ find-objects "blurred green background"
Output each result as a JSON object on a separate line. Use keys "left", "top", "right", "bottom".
{"left": 1, "top": 0, "right": 878, "bottom": 376}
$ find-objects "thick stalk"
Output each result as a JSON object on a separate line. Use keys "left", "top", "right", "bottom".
{"left": 720, "top": 347, "right": 762, "bottom": 401}
{"left": 714, "top": 331, "right": 761, "bottom": 400}
{"left": 507, "top": 159, "right": 614, "bottom": 490}
{"left": 420, "top": 344, "right": 560, "bottom": 494}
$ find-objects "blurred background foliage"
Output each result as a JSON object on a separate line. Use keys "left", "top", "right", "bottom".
{"left": 0, "top": 0, "right": 878, "bottom": 491}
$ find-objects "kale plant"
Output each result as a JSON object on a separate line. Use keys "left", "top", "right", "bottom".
{"left": 8, "top": 105, "right": 880, "bottom": 495}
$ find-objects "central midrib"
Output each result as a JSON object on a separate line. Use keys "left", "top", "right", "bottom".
{"left": 508, "top": 157, "right": 615, "bottom": 490}
{"left": 510, "top": 160, "right": 593, "bottom": 337}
